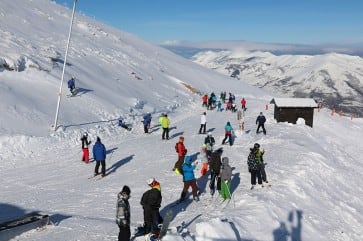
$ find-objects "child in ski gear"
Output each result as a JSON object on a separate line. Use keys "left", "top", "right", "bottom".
{"left": 217, "top": 101, "right": 222, "bottom": 111}
{"left": 160, "top": 114, "right": 170, "bottom": 140}
{"left": 143, "top": 113, "right": 152, "bottom": 133}
{"left": 180, "top": 156, "right": 199, "bottom": 201}
{"left": 204, "top": 132, "right": 215, "bottom": 158}
{"left": 140, "top": 178, "right": 163, "bottom": 237}
{"left": 202, "top": 94, "right": 208, "bottom": 107}
{"left": 247, "top": 145, "right": 263, "bottom": 189}
{"left": 174, "top": 136, "right": 187, "bottom": 175}
{"left": 93, "top": 136, "right": 106, "bottom": 177}
{"left": 256, "top": 112, "right": 267, "bottom": 135}
{"left": 200, "top": 144, "right": 209, "bottom": 176}
{"left": 199, "top": 112, "right": 207, "bottom": 134}
{"left": 80, "top": 132, "right": 91, "bottom": 163}
{"left": 255, "top": 143, "right": 268, "bottom": 183}
{"left": 116, "top": 185, "right": 131, "bottom": 241}
{"left": 67, "top": 77, "right": 76, "bottom": 95}
{"left": 209, "top": 149, "right": 223, "bottom": 195}
{"left": 222, "top": 122, "right": 233, "bottom": 146}
{"left": 220, "top": 157, "right": 233, "bottom": 200}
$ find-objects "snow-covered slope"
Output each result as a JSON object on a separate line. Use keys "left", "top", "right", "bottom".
{"left": 192, "top": 50, "right": 363, "bottom": 116}
{"left": 1, "top": 1, "right": 363, "bottom": 241}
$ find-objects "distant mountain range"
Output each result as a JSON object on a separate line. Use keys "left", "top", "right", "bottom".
{"left": 163, "top": 44, "right": 363, "bottom": 116}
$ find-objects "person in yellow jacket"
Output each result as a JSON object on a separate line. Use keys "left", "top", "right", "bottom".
{"left": 161, "top": 114, "right": 170, "bottom": 140}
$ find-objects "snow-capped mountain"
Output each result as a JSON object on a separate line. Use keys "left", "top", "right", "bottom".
{"left": 191, "top": 49, "right": 363, "bottom": 116}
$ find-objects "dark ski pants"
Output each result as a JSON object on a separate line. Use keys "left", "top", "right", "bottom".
{"left": 209, "top": 171, "right": 221, "bottom": 192}
{"left": 162, "top": 128, "right": 169, "bottom": 140}
{"left": 181, "top": 179, "right": 198, "bottom": 198}
{"left": 256, "top": 124, "right": 266, "bottom": 135}
{"left": 95, "top": 160, "right": 106, "bottom": 176}
{"left": 222, "top": 134, "right": 233, "bottom": 146}
{"left": 250, "top": 169, "right": 262, "bottom": 185}
{"left": 118, "top": 224, "right": 130, "bottom": 241}
{"left": 174, "top": 156, "right": 185, "bottom": 173}
{"left": 144, "top": 125, "right": 149, "bottom": 133}
{"left": 199, "top": 124, "right": 206, "bottom": 134}
{"left": 260, "top": 165, "right": 268, "bottom": 182}
{"left": 143, "top": 208, "right": 162, "bottom": 234}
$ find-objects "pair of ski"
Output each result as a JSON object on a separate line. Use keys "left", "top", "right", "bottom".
{"left": 88, "top": 173, "right": 107, "bottom": 180}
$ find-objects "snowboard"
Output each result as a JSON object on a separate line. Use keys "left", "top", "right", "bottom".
{"left": 155, "top": 209, "right": 173, "bottom": 240}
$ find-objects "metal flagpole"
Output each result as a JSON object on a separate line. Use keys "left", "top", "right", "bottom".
{"left": 53, "top": 0, "right": 78, "bottom": 131}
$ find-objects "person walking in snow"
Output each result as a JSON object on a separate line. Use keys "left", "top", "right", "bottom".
{"left": 180, "top": 156, "right": 199, "bottom": 202}
{"left": 247, "top": 145, "right": 263, "bottom": 189}
{"left": 254, "top": 143, "right": 268, "bottom": 183}
{"left": 116, "top": 185, "right": 131, "bottom": 241}
{"left": 204, "top": 132, "right": 215, "bottom": 158}
{"left": 143, "top": 112, "right": 152, "bottom": 133}
{"left": 209, "top": 148, "right": 223, "bottom": 195}
{"left": 140, "top": 178, "right": 163, "bottom": 238}
{"left": 174, "top": 136, "right": 187, "bottom": 175}
{"left": 199, "top": 112, "right": 207, "bottom": 134}
{"left": 67, "top": 77, "right": 76, "bottom": 95}
{"left": 256, "top": 112, "right": 267, "bottom": 135}
{"left": 241, "top": 98, "right": 246, "bottom": 111}
{"left": 160, "top": 114, "right": 170, "bottom": 140}
{"left": 92, "top": 136, "right": 106, "bottom": 177}
{"left": 80, "top": 132, "right": 91, "bottom": 163}
{"left": 221, "top": 121, "right": 234, "bottom": 146}
{"left": 220, "top": 157, "right": 233, "bottom": 200}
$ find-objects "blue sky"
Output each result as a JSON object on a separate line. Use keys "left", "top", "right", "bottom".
{"left": 55, "top": 0, "right": 363, "bottom": 45}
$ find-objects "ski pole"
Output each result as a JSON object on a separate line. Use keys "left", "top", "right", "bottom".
{"left": 226, "top": 182, "right": 235, "bottom": 208}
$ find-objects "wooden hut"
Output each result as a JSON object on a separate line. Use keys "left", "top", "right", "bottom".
{"left": 270, "top": 98, "right": 318, "bottom": 127}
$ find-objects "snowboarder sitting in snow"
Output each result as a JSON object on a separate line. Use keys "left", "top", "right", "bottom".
{"left": 80, "top": 132, "right": 91, "bottom": 163}
{"left": 118, "top": 117, "right": 131, "bottom": 131}
{"left": 220, "top": 157, "right": 233, "bottom": 200}
{"left": 180, "top": 156, "right": 199, "bottom": 202}
{"left": 116, "top": 185, "right": 131, "bottom": 241}
{"left": 67, "top": 77, "right": 76, "bottom": 95}
{"left": 143, "top": 112, "right": 152, "bottom": 133}
{"left": 140, "top": 178, "right": 163, "bottom": 239}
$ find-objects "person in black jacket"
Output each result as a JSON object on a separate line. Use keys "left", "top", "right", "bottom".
{"left": 140, "top": 178, "right": 163, "bottom": 238}
{"left": 80, "top": 132, "right": 91, "bottom": 163}
{"left": 116, "top": 185, "right": 131, "bottom": 241}
{"left": 256, "top": 112, "right": 267, "bottom": 135}
{"left": 208, "top": 148, "right": 223, "bottom": 195}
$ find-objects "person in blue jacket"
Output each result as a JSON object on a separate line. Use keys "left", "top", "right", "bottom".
{"left": 67, "top": 77, "right": 76, "bottom": 95}
{"left": 256, "top": 112, "right": 267, "bottom": 135}
{"left": 180, "top": 156, "right": 199, "bottom": 202}
{"left": 143, "top": 113, "right": 152, "bottom": 133}
{"left": 93, "top": 136, "right": 107, "bottom": 177}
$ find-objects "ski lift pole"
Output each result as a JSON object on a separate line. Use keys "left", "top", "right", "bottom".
{"left": 53, "top": 0, "right": 78, "bottom": 131}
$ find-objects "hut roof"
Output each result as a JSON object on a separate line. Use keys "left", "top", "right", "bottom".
{"left": 270, "top": 98, "right": 318, "bottom": 108}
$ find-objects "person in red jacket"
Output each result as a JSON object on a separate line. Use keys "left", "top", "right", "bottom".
{"left": 173, "top": 136, "right": 187, "bottom": 174}
{"left": 241, "top": 98, "right": 246, "bottom": 111}
{"left": 202, "top": 94, "right": 208, "bottom": 107}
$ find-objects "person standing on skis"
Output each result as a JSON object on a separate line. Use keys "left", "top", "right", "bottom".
{"left": 256, "top": 112, "right": 267, "bottom": 135}
{"left": 143, "top": 112, "right": 152, "bottom": 133}
{"left": 93, "top": 136, "right": 106, "bottom": 177}
{"left": 209, "top": 148, "right": 223, "bottom": 195}
{"left": 81, "top": 132, "right": 91, "bottom": 163}
{"left": 180, "top": 156, "right": 199, "bottom": 202}
{"left": 222, "top": 122, "right": 234, "bottom": 146}
{"left": 67, "top": 77, "right": 76, "bottom": 95}
{"left": 247, "top": 145, "right": 263, "bottom": 189}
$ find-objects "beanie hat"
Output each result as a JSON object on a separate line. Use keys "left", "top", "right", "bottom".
{"left": 83, "top": 132, "right": 88, "bottom": 137}
{"left": 121, "top": 185, "right": 131, "bottom": 195}
{"left": 96, "top": 136, "right": 101, "bottom": 142}
{"left": 179, "top": 136, "right": 184, "bottom": 141}
{"left": 254, "top": 143, "right": 260, "bottom": 149}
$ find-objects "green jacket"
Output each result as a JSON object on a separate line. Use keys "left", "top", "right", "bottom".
{"left": 256, "top": 149, "right": 264, "bottom": 164}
